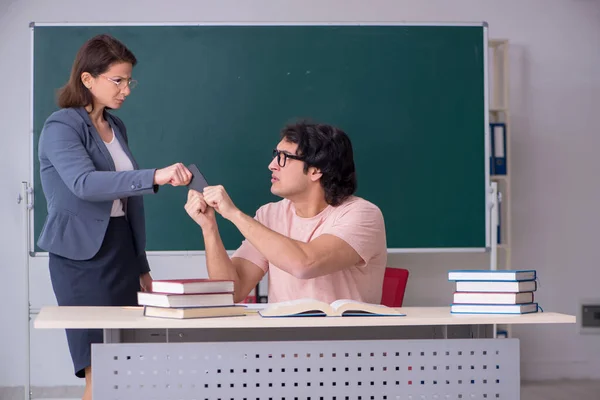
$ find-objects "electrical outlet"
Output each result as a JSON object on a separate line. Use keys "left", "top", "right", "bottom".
{"left": 579, "top": 299, "right": 600, "bottom": 334}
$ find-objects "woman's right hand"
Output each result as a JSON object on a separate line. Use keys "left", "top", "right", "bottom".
{"left": 154, "top": 163, "right": 192, "bottom": 186}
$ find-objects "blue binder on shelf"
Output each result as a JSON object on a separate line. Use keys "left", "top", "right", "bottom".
{"left": 497, "top": 191, "right": 502, "bottom": 244}
{"left": 490, "top": 123, "right": 507, "bottom": 175}
{"left": 489, "top": 123, "right": 495, "bottom": 175}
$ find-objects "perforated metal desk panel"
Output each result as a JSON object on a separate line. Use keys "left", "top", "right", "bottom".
{"left": 34, "top": 306, "right": 575, "bottom": 400}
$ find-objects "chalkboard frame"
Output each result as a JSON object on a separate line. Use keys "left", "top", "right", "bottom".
{"left": 28, "top": 21, "right": 491, "bottom": 255}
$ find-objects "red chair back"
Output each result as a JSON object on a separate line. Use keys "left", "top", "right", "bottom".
{"left": 381, "top": 267, "right": 409, "bottom": 307}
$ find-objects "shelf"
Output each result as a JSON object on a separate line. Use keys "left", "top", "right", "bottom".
{"left": 488, "top": 39, "right": 509, "bottom": 48}
{"left": 489, "top": 38, "right": 512, "bottom": 336}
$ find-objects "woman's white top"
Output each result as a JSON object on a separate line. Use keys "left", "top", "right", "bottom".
{"left": 103, "top": 129, "right": 134, "bottom": 217}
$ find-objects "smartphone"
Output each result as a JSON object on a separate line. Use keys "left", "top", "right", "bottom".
{"left": 186, "top": 164, "right": 209, "bottom": 192}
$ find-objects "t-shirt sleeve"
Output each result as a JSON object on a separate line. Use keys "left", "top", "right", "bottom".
{"left": 231, "top": 207, "right": 270, "bottom": 273}
{"left": 320, "top": 201, "right": 386, "bottom": 267}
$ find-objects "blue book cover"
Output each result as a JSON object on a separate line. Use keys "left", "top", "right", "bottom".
{"left": 451, "top": 303, "right": 539, "bottom": 314}
{"left": 448, "top": 269, "right": 536, "bottom": 282}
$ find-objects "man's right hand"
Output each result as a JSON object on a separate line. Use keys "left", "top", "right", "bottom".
{"left": 185, "top": 189, "right": 217, "bottom": 231}
{"left": 154, "top": 163, "right": 192, "bottom": 186}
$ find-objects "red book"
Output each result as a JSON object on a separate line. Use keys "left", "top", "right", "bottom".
{"left": 151, "top": 279, "right": 234, "bottom": 294}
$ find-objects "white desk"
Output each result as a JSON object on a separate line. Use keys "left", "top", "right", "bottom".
{"left": 34, "top": 305, "right": 575, "bottom": 329}
{"left": 35, "top": 306, "right": 575, "bottom": 400}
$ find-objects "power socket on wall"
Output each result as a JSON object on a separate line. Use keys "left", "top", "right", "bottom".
{"left": 579, "top": 299, "right": 600, "bottom": 334}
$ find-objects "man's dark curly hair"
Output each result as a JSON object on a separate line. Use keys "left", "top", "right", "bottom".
{"left": 280, "top": 121, "right": 357, "bottom": 206}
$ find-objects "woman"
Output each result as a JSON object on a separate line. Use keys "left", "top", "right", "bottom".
{"left": 37, "top": 34, "right": 191, "bottom": 399}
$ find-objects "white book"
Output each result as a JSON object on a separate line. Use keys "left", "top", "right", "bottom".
{"left": 137, "top": 292, "right": 234, "bottom": 308}
{"left": 143, "top": 305, "right": 246, "bottom": 319}
{"left": 453, "top": 292, "right": 534, "bottom": 305}
{"left": 455, "top": 280, "right": 537, "bottom": 293}
{"left": 448, "top": 269, "right": 536, "bottom": 282}
{"left": 451, "top": 303, "right": 538, "bottom": 314}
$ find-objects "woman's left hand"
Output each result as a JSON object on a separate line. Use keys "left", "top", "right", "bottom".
{"left": 140, "top": 272, "right": 153, "bottom": 292}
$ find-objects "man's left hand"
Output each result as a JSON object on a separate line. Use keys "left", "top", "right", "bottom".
{"left": 203, "top": 185, "right": 239, "bottom": 221}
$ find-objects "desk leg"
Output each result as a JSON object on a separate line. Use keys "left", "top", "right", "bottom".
{"left": 103, "top": 329, "right": 121, "bottom": 344}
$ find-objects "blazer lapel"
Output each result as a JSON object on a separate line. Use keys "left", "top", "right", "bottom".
{"left": 74, "top": 107, "right": 116, "bottom": 171}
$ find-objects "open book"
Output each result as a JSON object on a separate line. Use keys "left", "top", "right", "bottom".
{"left": 258, "top": 298, "right": 405, "bottom": 317}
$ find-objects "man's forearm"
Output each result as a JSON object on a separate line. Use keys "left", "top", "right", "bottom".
{"left": 202, "top": 226, "right": 240, "bottom": 284}
{"left": 229, "top": 210, "right": 310, "bottom": 275}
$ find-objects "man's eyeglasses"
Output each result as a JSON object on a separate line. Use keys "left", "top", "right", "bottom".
{"left": 272, "top": 149, "right": 305, "bottom": 167}
{"left": 102, "top": 75, "right": 138, "bottom": 90}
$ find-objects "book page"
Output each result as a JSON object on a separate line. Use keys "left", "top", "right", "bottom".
{"left": 330, "top": 299, "right": 404, "bottom": 316}
{"left": 330, "top": 299, "right": 368, "bottom": 310}
{"left": 259, "top": 298, "right": 333, "bottom": 317}
{"left": 242, "top": 303, "right": 269, "bottom": 310}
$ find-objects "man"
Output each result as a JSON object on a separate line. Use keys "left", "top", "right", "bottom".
{"left": 184, "top": 121, "right": 387, "bottom": 304}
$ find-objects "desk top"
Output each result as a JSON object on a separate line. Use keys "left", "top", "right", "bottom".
{"left": 34, "top": 306, "right": 576, "bottom": 330}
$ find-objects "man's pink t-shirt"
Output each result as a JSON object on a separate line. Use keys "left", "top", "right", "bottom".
{"left": 232, "top": 196, "right": 387, "bottom": 304}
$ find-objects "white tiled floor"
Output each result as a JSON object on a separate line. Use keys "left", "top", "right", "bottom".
{"left": 522, "top": 380, "right": 600, "bottom": 400}
{"left": 4, "top": 380, "right": 600, "bottom": 399}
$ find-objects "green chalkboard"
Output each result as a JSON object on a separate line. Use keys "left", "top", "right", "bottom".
{"left": 32, "top": 24, "right": 488, "bottom": 252}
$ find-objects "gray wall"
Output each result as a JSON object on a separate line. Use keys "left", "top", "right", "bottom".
{"left": 1, "top": 0, "right": 599, "bottom": 391}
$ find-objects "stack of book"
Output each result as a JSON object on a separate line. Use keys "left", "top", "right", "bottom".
{"left": 137, "top": 279, "right": 246, "bottom": 319}
{"left": 448, "top": 269, "right": 538, "bottom": 314}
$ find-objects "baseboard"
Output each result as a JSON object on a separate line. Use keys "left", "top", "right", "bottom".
{"left": 521, "top": 359, "right": 600, "bottom": 380}
{"left": 0, "top": 386, "right": 83, "bottom": 400}
{"left": 0, "top": 387, "right": 22, "bottom": 400}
